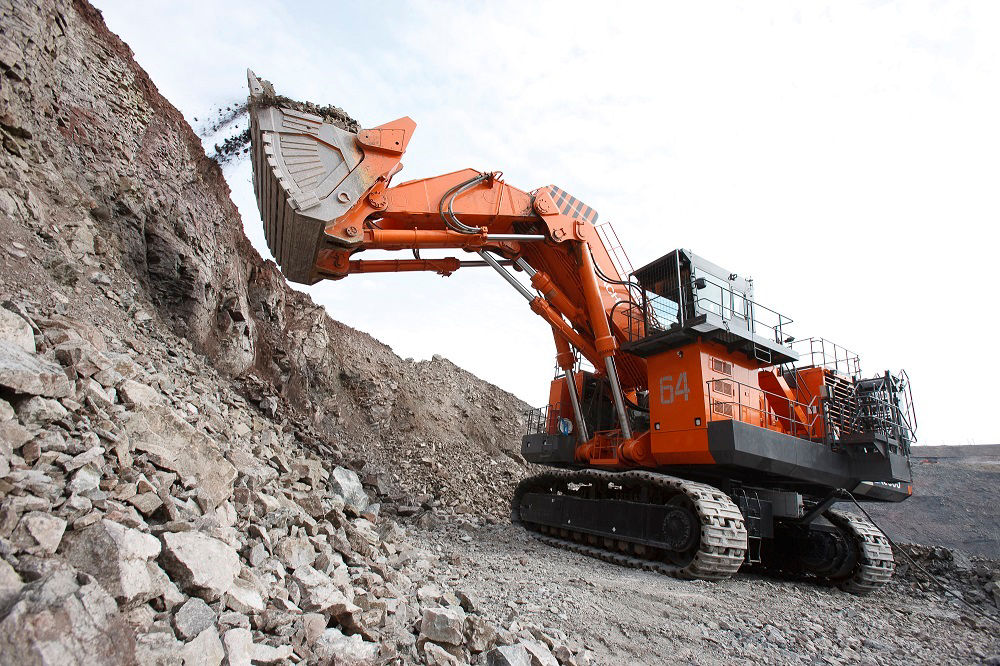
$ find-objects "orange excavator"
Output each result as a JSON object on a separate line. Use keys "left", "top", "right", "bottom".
{"left": 246, "top": 72, "right": 917, "bottom": 593}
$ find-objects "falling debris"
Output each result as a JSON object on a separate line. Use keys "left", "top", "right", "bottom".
{"left": 195, "top": 79, "right": 360, "bottom": 165}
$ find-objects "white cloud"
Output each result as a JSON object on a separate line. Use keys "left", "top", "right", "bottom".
{"left": 95, "top": 0, "right": 1000, "bottom": 444}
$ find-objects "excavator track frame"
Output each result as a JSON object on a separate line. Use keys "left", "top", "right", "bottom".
{"left": 512, "top": 469, "right": 747, "bottom": 581}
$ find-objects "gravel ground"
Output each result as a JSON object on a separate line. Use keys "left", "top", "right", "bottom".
{"left": 412, "top": 519, "right": 1000, "bottom": 666}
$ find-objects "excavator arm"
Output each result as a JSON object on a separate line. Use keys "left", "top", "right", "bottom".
{"left": 248, "top": 71, "right": 647, "bottom": 444}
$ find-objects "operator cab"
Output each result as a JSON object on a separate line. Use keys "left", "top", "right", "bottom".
{"left": 623, "top": 249, "right": 797, "bottom": 366}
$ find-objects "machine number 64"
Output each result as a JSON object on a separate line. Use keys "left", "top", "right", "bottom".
{"left": 659, "top": 372, "right": 690, "bottom": 405}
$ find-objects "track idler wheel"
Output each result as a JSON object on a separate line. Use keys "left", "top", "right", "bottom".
{"left": 825, "top": 510, "right": 895, "bottom": 595}
{"left": 796, "top": 528, "right": 856, "bottom": 580}
{"left": 765, "top": 510, "right": 895, "bottom": 595}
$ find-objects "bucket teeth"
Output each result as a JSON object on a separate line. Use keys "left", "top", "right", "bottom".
{"left": 247, "top": 69, "right": 263, "bottom": 97}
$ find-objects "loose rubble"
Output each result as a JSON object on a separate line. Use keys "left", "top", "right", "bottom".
{"left": 0, "top": 298, "right": 572, "bottom": 663}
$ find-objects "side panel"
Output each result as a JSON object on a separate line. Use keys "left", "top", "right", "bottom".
{"left": 646, "top": 341, "right": 768, "bottom": 465}
{"left": 647, "top": 345, "right": 709, "bottom": 463}
{"left": 522, "top": 433, "right": 577, "bottom": 464}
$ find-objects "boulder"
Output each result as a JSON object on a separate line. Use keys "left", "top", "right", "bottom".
{"left": 67, "top": 464, "right": 102, "bottom": 494}
{"left": 293, "top": 564, "right": 359, "bottom": 620}
{"left": 116, "top": 379, "right": 163, "bottom": 408}
{"left": 222, "top": 628, "right": 254, "bottom": 666}
{"left": 159, "top": 531, "right": 240, "bottom": 601}
{"left": 0, "top": 558, "right": 23, "bottom": 607}
{"left": 60, "top": 519, "right": 162, "bottom": 606}
{"left": 522, "top": 639, "right": 559, "bottom": 666}
{"left": 173, "top": 597, "right": 217, "bottom": 641}
{"left": 54, "top": 341, "right": 111, "bottom": 378}
{"left": 125, "top": 406, "right": 237, "bottom": 511}
{"left": 486, "top": 645, "right": 532, "bottom": 666}
{"left": 329, "top": 466, "right": 369, "bottom": 512}
{"left": 251, "top": 643, "right": 294, "bottom": 664}
{"left": 224, "top": 577, "right": 265, "bottom": 614}
{"left": 17, "top": 512, "right": 66, "bottom": 554}
{"left": 313, "top": 627, "right": 379, "bottom": 665}
{"left": 274, "top": 535, "right": 316, "bottom": 569}
{"left": 0, "top": 343, "right": 71, "bottom": 398}
{"left": 0, "top": 308, "right": 35, "bottom": 353}
{"left": 17, "top": 396, "right": 69, "bottom": 427}
{"left": 0, "top": 398, "right": 13, "bottom": 421}
{"left": 420, "top": 606, "right": 467, "bottom": 646}
{"left": 220, "top": 627, "right": 293, "bottom": 666}
{"left": 467, "top": 615, "right": 499, "bottom": 653}
{"left": 134, "top": 631, "right": 183, "bottom": 665}
{"left": 179, "top": 627, "right": 225, "bottom": 666}
{"left": 425, "top": 641, "right": 465, "bottom": 665}
{"left": 0, "top": 567, "right": 136, "bottom": 664}
{"left": 457, "top": 588, "right": 481, "bottom": 613}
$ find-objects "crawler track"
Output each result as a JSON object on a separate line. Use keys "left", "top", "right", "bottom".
{"left": 825, "top": 509, "right": 895, "bottom": 594}
{"left": 512, "top": 469, "right": 747, "bottom": 582}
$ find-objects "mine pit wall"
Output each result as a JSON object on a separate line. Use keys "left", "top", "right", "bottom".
{"left": 3, "top": 0, "right": 530, "bottom": 502}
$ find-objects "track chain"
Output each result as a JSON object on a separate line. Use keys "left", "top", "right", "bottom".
{"left": 825, "top": 509, "right": 895, "bottom": 595}
{"left": 512, "top": 469, "right": 747, "bottom": 582}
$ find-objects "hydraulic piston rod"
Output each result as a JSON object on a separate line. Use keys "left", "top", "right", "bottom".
{"left": 478, "top": 251, "right": 534, "bottom": 301}
{"left": 604, "top": 356, "right": 632, "bottom": 440}
{"left": 564, "top": 368, "right": 589, "bottom": 443}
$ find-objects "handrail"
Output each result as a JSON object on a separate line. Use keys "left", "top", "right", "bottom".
{"left": 901, "top": 369, "right": 918, "bottom": 433}
{"left": 790, "top": 337, "right": 860, "bottom": 376}
{"left": 841, "top": 374, "right": 916, "bottom": 448}
{"left": 705, "top": 378, "right": 823, "bottom": 439}
{"left": 525, "top": 402, "right": 564, "bottom": 436}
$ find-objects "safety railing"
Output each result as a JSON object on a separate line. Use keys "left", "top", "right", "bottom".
{"left": 790, "top": 337, "right": 861, "bottom": 376}
{"left": 623, "top": 285, "right": 794, "bottom": 348}
{"left": 705, "top": 378, "right": 824, "bottom": 440}
{"left": 589, "top": 429, "right": 624, "bottom": 462}
{"left": 595, "top": 221, "right": 634, "bottom": 279}
{"left": 525, "top": 402, "right": 564, "bottom": 436}
{"left": 692, "top": 284, "right": 794, "bottom": 347}
{"left": 842, "top": 372, "right": 917, "bottom": 451}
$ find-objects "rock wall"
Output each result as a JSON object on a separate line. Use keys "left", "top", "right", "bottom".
{"left": 0, "top": 1, "right": 577, "bottom": 664}
{"left": 1, "top": 0, "right": 532, "bottom": 518}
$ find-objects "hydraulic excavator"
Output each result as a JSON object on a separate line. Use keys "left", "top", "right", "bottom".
{"left": 246, "top": 72, "right": 917, "bottom": 593}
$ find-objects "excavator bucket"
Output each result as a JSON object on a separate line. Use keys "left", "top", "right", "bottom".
{"left": 247, "top": 70, "right": 367, "bottom": 284}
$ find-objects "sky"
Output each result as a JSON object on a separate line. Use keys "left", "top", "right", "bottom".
{"left": 94, "top": 1, "right": 1000, "bottom": 445}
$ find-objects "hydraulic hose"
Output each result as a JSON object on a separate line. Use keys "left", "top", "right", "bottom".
{"left": 439, "top": 174, "right": 489, "bottom": 234}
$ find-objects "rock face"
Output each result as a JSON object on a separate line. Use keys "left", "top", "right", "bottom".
{"left": 0, "top": 0, "right": 544, "bottom": 659}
